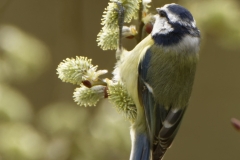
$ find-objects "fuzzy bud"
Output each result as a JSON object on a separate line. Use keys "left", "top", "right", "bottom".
{"left": 107, "top": 81, "right": 136, "bottom": 122}
{"left": 57, "top": 56, "right": 107, "bottom": 85}
{"left": 73, "top": 84, "right": 107, "bottom": 107}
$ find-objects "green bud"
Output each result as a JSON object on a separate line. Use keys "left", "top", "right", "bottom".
{"left": 57, "top": 56, "right": 108, "bottom": 85}
{"left": 97, "top": 0, "right": 141, "bottom": 50}
{"left": 108, "top": 82, "right": 136, "bottom": 122}
{"left": 73, "top": 84, "right": 106, "bottom": 107}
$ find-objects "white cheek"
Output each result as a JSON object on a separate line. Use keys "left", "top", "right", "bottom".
{"left": 151, "top": 16, "right": 162, "bottom": 36}
{"left": 151, "top": 16, "right": 173, "bottom": 36}
{"left": 160, "top": 21, "right": 173, "bottom": 34}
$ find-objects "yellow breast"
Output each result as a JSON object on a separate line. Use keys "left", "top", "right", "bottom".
{"left": 117, "top": 35, "right": 154, "bottom": 127}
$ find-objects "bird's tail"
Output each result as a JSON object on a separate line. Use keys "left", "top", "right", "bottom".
{"left": 130, "top": 130, "right": 151, "bottom": 160}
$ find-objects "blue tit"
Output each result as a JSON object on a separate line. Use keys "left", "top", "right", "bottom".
{"left": 114, "top": 3, "right": 200, "bottom": 160}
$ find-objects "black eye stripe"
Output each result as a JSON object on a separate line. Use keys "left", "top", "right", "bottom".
{"left": 159, "top": 10, "right": 167, "bottom": 17}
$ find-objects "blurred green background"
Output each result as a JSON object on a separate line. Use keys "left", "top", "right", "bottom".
{"left": 0, "top": 0, "right": 240, "bottom": 160}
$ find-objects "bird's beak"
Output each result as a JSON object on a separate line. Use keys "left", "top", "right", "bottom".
{"left": 156, "top": 8, "right": 161, "bottom": 13}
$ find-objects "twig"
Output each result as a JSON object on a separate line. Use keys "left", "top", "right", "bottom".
{"left": 136, "top": 2, "right": 144, "bottom": 43}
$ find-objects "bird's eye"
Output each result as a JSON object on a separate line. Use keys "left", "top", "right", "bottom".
{"left": 159, "top": 11, "right": 166, "bottom": 17}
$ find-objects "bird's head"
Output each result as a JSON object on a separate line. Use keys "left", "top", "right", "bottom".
{"left": 152, "top": 3, "right": 200, "bottom": 49}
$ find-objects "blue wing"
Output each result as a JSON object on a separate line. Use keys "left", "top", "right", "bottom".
{"left": 138, "top": 48, "right": 186, "bottom": 160}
